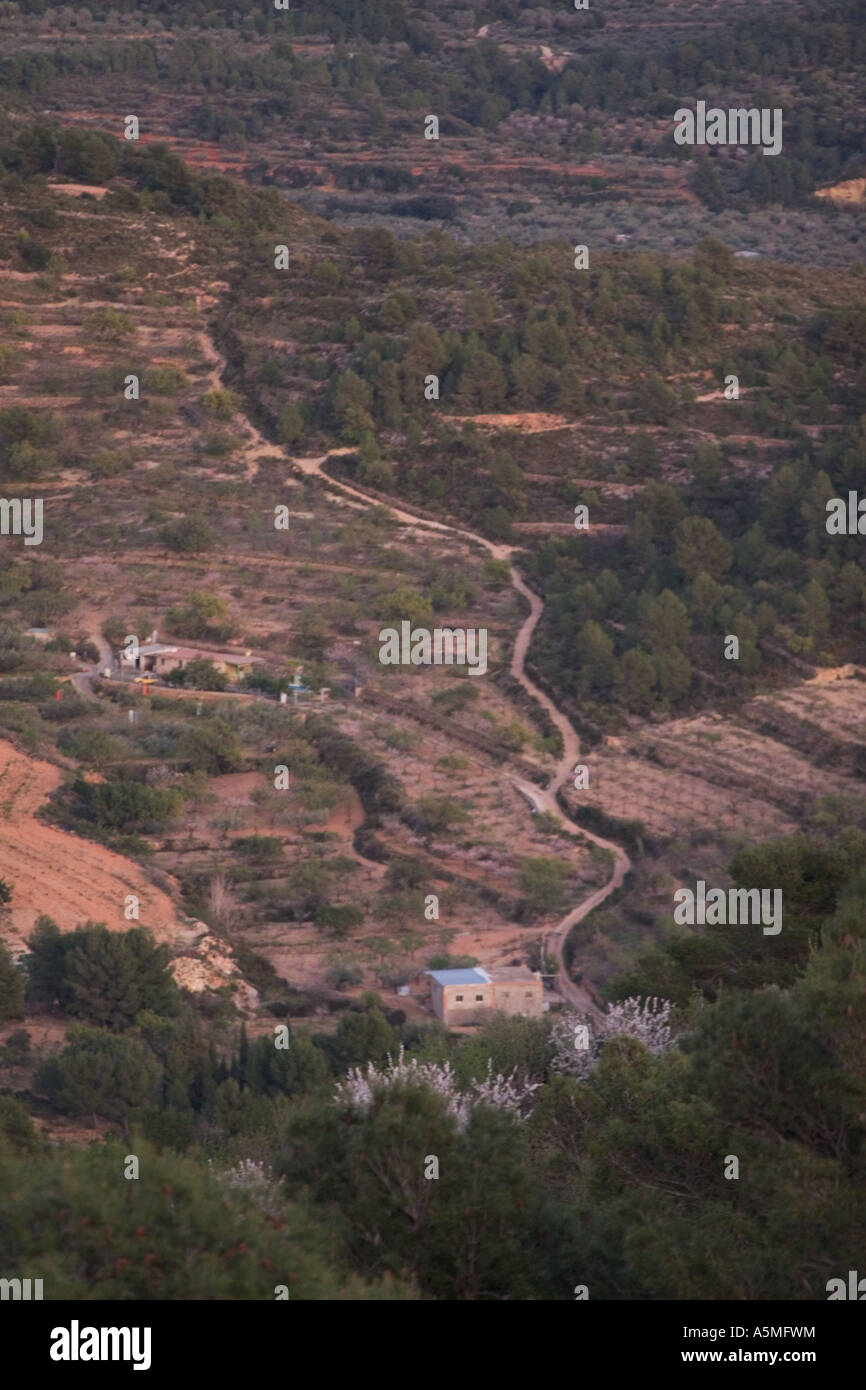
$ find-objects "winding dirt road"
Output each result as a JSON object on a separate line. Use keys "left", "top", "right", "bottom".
{"left": 70, "top": 628, "right": 114, "bottom": 703}
{"left": 196, "top": 331, "right": 286, "bottom": 481}
{"left": 291, "top": 449, "right": 632, "bottom": 1015}
{"left": 192, "top": 315, "right": 630, "bottom": 1012}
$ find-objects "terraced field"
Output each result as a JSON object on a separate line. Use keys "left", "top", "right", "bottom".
{"left": 0, "top": 736, "right": 185, "bottom": 952}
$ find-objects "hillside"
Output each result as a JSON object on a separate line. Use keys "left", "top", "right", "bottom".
{"left": 0, "top": 2, "right": 865, "bottom": 1316}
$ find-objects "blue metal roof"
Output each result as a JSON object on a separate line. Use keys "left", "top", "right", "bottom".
{"left": 426, "top": 968, "right": 489, "bottom": 987}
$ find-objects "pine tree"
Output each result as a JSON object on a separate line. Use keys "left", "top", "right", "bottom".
{"left": 692, "top": 156, "right": 727, "bottom": 211}
{"left": 0, "top": 942, "right": 24, "bottom": 1024}
{"left": 25, "top": 915, "right": 68, "bottom": 1008}
{"left": 238, "top": 1022, "right": 249, "bottom": 1090}
{"left": 63, "top": 924, "right": 178, "bottom": 1029}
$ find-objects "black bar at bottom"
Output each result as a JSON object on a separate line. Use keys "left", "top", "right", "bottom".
{"left": 5, "top": 1298, "right": 857, "bottom": 1377}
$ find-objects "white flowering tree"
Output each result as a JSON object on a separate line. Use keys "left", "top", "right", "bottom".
{"left": 210, "top": 1158, "right": 284, "bottom": 1217}
{"left": 550, "top": 996, "right": 673, "bottom": 1079}
{"left": 334, "top": 1047, "right": 540, "bottom": 1131}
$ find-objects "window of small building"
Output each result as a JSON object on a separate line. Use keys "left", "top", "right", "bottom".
{"left": 525, "top": 991, "right": 533, "bottom": 997}
{"left": 475, "top": 993, "right": 484, "bottom": 1001}
{"left": 455, "top": 993, "right": 463, "bottom": 1001}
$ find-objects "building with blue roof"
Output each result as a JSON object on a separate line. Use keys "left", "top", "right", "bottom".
{"left": 427, "top": 968, "right": 491, "bottom": 988}
{"left": 426, "top": 966, "right": 542, "bottom": 1026}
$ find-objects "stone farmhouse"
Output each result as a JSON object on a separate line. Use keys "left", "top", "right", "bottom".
{"left": 426, "top": 966, "right": 544, "bottom": 1026}
{"left": 120, "top": 638, "right": 263, "bottom": 682}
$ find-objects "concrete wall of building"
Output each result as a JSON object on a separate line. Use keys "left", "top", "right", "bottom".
{"left": 440, "top": 981, "right": 493, "bottom": 1026}
{"left": 443, "top": 1003, "right": 496, "bottom": 1026}
{"left": 149, "top": 655, "right": 251, "bottom": 678}
{"left": 491, "top": 982, "right": 544, "bottom": 1018}
{"left": 430, "top": 977, "right": 444, "bottom": 1020}
{"left": 430, "top": 976, "right": 544, "bottom": 1026}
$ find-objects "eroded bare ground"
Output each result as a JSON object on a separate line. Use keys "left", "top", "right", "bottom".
{"left": 0, "top": 737, "right": 260, "bottom": 1011}
{"left": 0, "top": 737, "right": 185, "bottom": 952}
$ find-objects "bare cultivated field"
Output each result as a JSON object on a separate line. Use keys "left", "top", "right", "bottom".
{"left": 771, "top": 674, "right": 866, "bottom": 744}
{"left": 567, "top": 674, "right": 866, "bottom": 843}
{"left": 442, "top": 411, "right": 573, "bottom": 433}
{"left": 0, "top": 737, "right": 187, "bottom": 952}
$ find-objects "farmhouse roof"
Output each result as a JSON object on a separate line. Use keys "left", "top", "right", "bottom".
{"left": 426, "top": 967, "right": 491, "bottom": 987}
{"left": 138, "top": 643, "right": 264, "bottom": 665}
{"left": 171, "top": 646, "right": 264, "bottom": 664}
{"left": 485, "top": 966, "right": 540, "bottom": 983}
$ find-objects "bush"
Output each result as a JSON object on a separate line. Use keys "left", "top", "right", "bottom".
{"left": 391, "top": 195, "right": 457, "bottom": 221}
{"left": 517, "top": 857, "right": 569, "bottom": 918}
{"left": 66, "top": 776, "right": 183, "bottom": 834}
{"left": 325, "top": 963, "right": 363, "bottom": 990}
{"left": 276, "top": 402, "right": 305, "bottom": 446}
{"left": 17, "top": 237, "right": 51, "bottom": 271}
{"left": 56, "top": 728, "right": 124, "bottom": 768}
{"left": 384, "top": 857, "right": 429, "bottom": 892}
{"left": 0, "top": 674, "right": 57, "bottom": 703}
{"left": 235, "top": 836, "right": 284, "bottom": 862}
{"left": 144, "top": 365, "right": 190, "bottom": 394}
{"left": 405, "top": 796, "right": 470, "bottom": 837}
{"left": 0, "top": 404, "right": 59, "bottom": 449}
{"left": 0, "top": 1095, "right": 40, "bottom": 1155}
{"left": 431, "top": 683, "right": 480, "bottom": 715}
{"left": 0, "top": 347, "right": 24, "bottom": 382}
{"left": 161, "top": 513, "right": 215, "bottom": 553}
{"left": 83, "top": 308, "right": 135, "bottom": 342}
{"left": 315, "top": 903, "right": 365, "bottom": 937}
{"left": 182, "top": 658, "right": 228, "bottom": 691}
{"left": 200, "top": 388, "right": 241, "bottom": 419}
{"left": 0, "top": 625, "right": 28, "bottom": 673}
{"left": 178, "top": 720, "right": 243, "bottom": 774}
{"left": 1, "top": 1029, "right": 31, "bottom": 1064}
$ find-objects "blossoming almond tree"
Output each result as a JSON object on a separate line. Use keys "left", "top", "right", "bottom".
{"left": 210, "top": 1157, "right": 284, "bottom": 1218}
{"left": 550, "top": 996, "right": 674, "bottom": 1079}
{"left": 334, "top": 1047, "right": 540, "bottom": 1131}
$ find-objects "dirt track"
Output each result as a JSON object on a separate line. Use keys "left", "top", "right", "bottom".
{"left": 290, "top": 445, "right": 631, "bottom": 1016}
